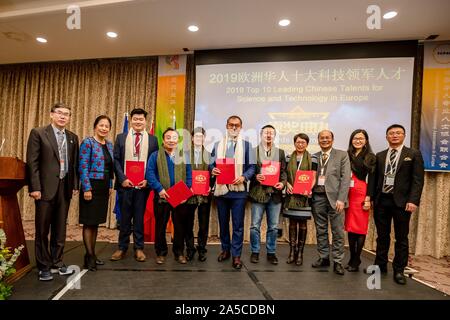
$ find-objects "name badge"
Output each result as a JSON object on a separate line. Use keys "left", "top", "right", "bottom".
{"left": 385, "top": 174, "right": 395, "bottom": 186}
{"left": 318, "top": 175, "right": 326, "bottom": 186}
{"left": 350, "top": 179, "right": 355, "bottom": 188}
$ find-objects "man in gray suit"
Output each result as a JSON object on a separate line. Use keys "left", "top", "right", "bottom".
{"left": 311, "top": 130, "right": 351, "bottom": 275}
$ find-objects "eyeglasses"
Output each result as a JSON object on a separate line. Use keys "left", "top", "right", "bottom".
{"left": 352, "top": 137, "right": 366, "bottom": 141}
{"left": 387, "top": 131, "right": 404, "bottom": 136}
{"left": 52, "top": 110, "right": 71, "bottom": 117}
{"left": 295, "top": 141, "right": 307, "bottom": 145}
{"left": 227, "top": 123, "right": 241, "bottom": 129}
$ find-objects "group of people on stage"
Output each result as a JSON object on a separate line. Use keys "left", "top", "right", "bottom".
{"left": 26, "top": 103, "right": 424, "bottom": 286}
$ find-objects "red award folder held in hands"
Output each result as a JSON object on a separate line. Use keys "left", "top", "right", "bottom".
{"left": 166, "top": 181, "right": 193, "bottom": 208}
{"left": 192, "top": 170, "right": 210, "bottom": 195}
{"left": 293, "top": 170, "right": 316, "bottom": 195}
{"left": 216, "top": 158, "right": 235, "bottom": 184}
{"left": 125, "top": 160, "right": 145, "bottom": 186}
{"left": 260, "top": 160, "right": 280, "bottom": 187}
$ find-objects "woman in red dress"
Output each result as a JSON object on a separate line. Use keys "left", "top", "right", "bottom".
{"left": 345, "top": 129, "right": 376, "bottom": 272}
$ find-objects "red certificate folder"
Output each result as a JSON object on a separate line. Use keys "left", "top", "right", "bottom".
{"left": 125, "top": 160, "right": 145, "bottom": 186}
{"left": 192, "top": 170, "right": 210, "bottom": 195}
{"left": 292, "top": 170, "right": 316, "bottom": 195}
{"left": 260, "top": 160, "right": 280, "bottom": 187}
{"left": 216, "top": 158, "right": 235, "bottom": 184}
{"left": 166, "top": 181, "right": 193, "bottom": 208}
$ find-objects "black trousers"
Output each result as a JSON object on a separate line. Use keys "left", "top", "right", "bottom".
{"left": 35, "top": 179, "right": 70, "bottom": 271}
{"left": 154, "top": 200, "right": 189, "bottom": 257}
{"left": 374, "top": 193, "right": 411, "bottom": 272}
{"left": 118, "top": 187, "right": 150, "bottom": 251}
{"left": 186, "top": 202, "right": 211, "bottom": 254}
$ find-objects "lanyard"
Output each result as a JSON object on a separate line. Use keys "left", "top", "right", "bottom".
{"left": 385, "top": 149, "right": 400, "bottom": 175}
{"left": 319, "top": 153, "right": 330, "bottom": 176}
{"left": 296, "top": 154, "right": 304, "bottom": 170}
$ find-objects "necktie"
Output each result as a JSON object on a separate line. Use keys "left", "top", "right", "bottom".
{"left": 57, "top": 131, "right": 66, "bottom": 178}
{"left": 134, "top": 132, "right": 141, "bottom": 156}
{"left": 383, "top": 149, "right": 398, "bottom": 193}
{"left": 322, "top": 153, "right": 328, "bottom": 163}
{"left": 226, "top": 140, "right": 235, "bottom": 158}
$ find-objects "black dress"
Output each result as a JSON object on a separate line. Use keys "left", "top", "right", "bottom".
{"left": 79, "top": 144, "right": 113, "bottom": 226}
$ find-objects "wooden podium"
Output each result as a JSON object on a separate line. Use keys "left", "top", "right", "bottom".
{"left": 0, "top": 157, "right": 32, "bottom": 282}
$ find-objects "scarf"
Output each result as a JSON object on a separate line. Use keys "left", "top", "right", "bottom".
{"left": 248, "top": 144, "right": 279, "bottom": 203}
{"left": 213, "top": 133, "right": 245, "bottom": 196}
{"left": 124, "top": 129, "right": 149, "bottom": 175}
{"left": 156, "top": 146, "right": 186, "bottom": 203}
{"left": 285, "top": 150, "right": 311, "bottom": 210}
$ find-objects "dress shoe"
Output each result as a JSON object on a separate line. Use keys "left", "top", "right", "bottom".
{"left": 134, "top": 249, "right": 146, "bottom": 262}
{"left": 394, "top": 271, "right": 407, "bottom": 285}
{"left": 186, "top": 251, "right": 196, "bottom": 261}
{"left": 250, "top": 253, "right": 259, "bottom": 263}
{"left": 95, "top": 256, "right": 105, "bottom": 265}
{"left": 232, "top": 256, "right": 242, "bottom": 270}
{"left": 176, "top": 255, "right": 187, "bottom": 264}
{"left": 110, "top": 249, "right": 125, "bottom": 261}
{"left": 267, "top": 254, "right": 279, "bottom": 265}
{"left": 198, "top": 251, "right": 207, "bottom": 262}
{"left": 217, "top": 250, "right": 231, "bottom": 262}
{"left": 155, "top": 256, "right": 165, "bottom": 265}
{"left": 347, "top": 265, "right": 359, "bottom": 272}
{"left": 312, "top": 258, "right": 330, "bottom": 268}
{"left": 334, "top": 262, "right": 345, "bottom": 275}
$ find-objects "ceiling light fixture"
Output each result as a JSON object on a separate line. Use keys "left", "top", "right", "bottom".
{"left": 188, "top": 25, "right": 199, "bottom": 32}
{"left": 278, "top": 19, "right": 291, "bottom": 27}
{"left": 36, "top": 37, "right": 47, "bottom": 43}
{"left": 106, "top": 31, "right": 118, "bottom": 38}
{"left": 383, "top": 11, "right": 398, "bottom": 19}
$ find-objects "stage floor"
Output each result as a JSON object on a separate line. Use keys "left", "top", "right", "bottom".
{"left": 10, "top": 241, "right": 449, "bottom": 300}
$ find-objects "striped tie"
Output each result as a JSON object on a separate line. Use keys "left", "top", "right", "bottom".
{"left": 57, "top": 131, "right": 66, "bottom": 179}
{"left": 383, "top": 149, "right": 397, "bottom": 193}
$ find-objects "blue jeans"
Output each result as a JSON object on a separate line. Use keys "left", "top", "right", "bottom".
{"left": 250, "top": 200, "right": 281, "bottom": 254}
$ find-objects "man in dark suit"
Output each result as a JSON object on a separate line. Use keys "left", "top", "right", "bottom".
{"left": 373, "top": 124, "right": 424, "bottom": 285}
{"left": 110, "top": 108, "right": 158, "bottom": 262}
{"left": 26, "top": 102, "right": 79, "bottom": 281}
{"left": 211, "top": 115, "right": 255, "bottom": 269}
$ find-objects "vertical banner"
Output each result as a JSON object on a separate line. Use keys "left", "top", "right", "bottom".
{"left": 420, "top": 42, "right": 450, "bottom": 172}
{"left": 155, "top": 55, "right": 187, "bottom": 145}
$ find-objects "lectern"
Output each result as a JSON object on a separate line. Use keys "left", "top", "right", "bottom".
{"left": 0, "top": 157, "right": 32, "bottom": 282}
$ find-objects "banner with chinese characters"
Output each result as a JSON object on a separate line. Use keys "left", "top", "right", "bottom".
{"left": 155, "top": 55, "right": 187, "bottom": 146}
{"left": 420, "top": 42, "right": 450, "bottom": 172}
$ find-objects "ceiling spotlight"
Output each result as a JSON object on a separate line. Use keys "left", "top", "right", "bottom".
{"left": 278, "top": 19, "right": 291, "bottom": 27}
{"left": 188, "top": 25, "right": 199, "bottom": 32}
{"left": 106, "top": 31, "right": 118, "bottom": 38}
{"left": 36, "top": 37, "right": 47, "bottom": 43}
{"left": 383, "top": 11, "right": 398, "bottom": 19}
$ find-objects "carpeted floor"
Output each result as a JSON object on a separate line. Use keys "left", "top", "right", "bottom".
{"left": 21, "top": 220, "right": 450, "bottom": 295}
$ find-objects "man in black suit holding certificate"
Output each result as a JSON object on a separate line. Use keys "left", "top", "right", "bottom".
{"left": 373, "top": 124, "right": 424, "bottom": 285}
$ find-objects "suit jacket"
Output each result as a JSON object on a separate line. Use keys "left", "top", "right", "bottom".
{"left": 79, "top": 137, "right": 114, "bottom": 192}
{"left": 374, "top": 146, "right": 425, "bottom": 207}
{"left": 313, "top": 148, "right": 351, "bottom": 209}
{"left": 113, "top": 132, "right": 158, "bottom": 189}
{"left": 26, "top": 124, "right": 79, "bottom": 200}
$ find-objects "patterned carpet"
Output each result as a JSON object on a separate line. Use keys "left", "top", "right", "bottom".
{"left": 21, "top": 220, "right": 450, "bottom": 295}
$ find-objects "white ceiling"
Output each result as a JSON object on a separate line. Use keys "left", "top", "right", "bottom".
{"left": 0, "top": 0, "right": 449, "bottom": 64}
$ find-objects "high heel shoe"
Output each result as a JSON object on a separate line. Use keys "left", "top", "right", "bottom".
{"left": 84, "top": 254, "right": 97, "bottom": 271}
{"left": 94, "top": 255, "right": 105, "bottom": 265}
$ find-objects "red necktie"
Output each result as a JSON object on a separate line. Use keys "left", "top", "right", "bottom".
{"left": 135, "top": 132, "right": 141, "bottom": 155}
